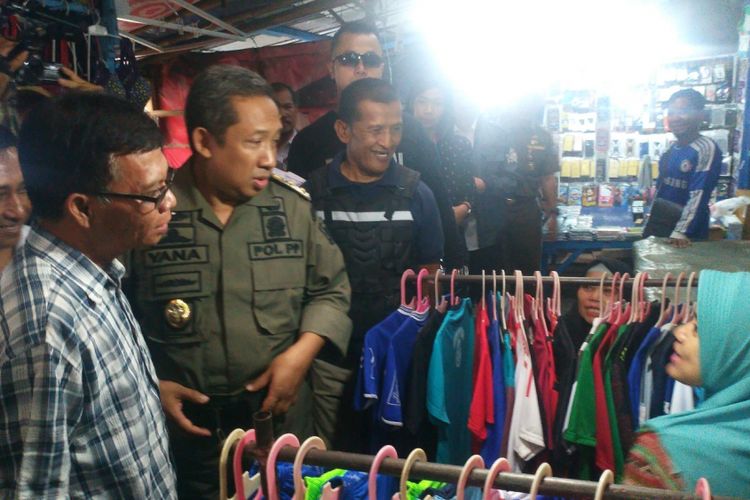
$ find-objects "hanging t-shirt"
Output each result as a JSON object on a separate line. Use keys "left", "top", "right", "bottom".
{"left": 505, "top": 310, "right": 545, "bottom": 471}
{"left": 639, "top": 325, "right": 673, "bottom": 425}
{"left": 480, "top": 311, "right": 507, "bottom": 464}
{"left": 592, "top": 319, "right": 624, "bottom": 473}
{"left": 626, "top": 325, "right": 663, "bottom": 428}
{"left": 669, "top": 380, "right": 695, "bottom": 414}
{"left": 469, "top": 300, "right": 494, "bottom": 448}
{"left": 563, "top": 322, "right": 610, "bottom": 448}
{"left": 549, "top": 315, "right": 577, "bottom": 476}
{"left": 427, "top": 298, "right": 476, "bottom": 465}
{"left": 380, "top": 308, "right": 430, "bottom": 427}
{"left": 648, "top": 330, "right": 676, "bottom": 420}
{"left": 499, "top": 327, "right": 516, "bottom": 460}
{"left": 354, "top": 307, "right": 414, "bottom": 411}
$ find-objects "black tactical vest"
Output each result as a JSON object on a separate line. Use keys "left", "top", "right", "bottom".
{"left": 308, "top": 165, "right": 421, "bottom": 303}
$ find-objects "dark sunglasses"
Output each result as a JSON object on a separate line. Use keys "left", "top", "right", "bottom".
{"left": 333, "top": 51, "right": 384, "bottom": 69}
{"left": 93, "top": 168, "right": 176, "bottom": 211}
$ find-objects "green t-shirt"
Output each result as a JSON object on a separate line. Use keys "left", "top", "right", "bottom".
{"left": 563, "top": 322, "right": 609, "bottom": 447}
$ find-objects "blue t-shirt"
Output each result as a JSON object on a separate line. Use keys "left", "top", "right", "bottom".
{"left": 307, "top": 153, "right": 445, "bottom": 264}
{"left": 354, "top": 308, "right": 412, "bottom": 411}
{"left": 656, "top": 136, "right": 722, "bottom": 239}
{"left": 627, "top": 325, "right": 661, "bottom": 428}
{"left": 480, "top": 311, "right": 507, "bottom": 464}
{"left": 427, "top": 298, "right": 475, "bottom": 465}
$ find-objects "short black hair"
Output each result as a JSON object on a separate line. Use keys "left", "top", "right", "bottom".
{"left": 331, "top": 20, "right": 381, "bottom": 55}
{"left": 338, "top": 78, "right": 400, "bottom": 125}
{"left": 18, "top": 91, "right": 163, "bottom": 220}
{"left": 571, "top": 257, "right": 631, "bottom": 280}
{"left": 667, "top": 88, "right": 706, "bottom": 111}
{"left": 0, "top": 126, "right": 17, "bottom": 150}
{"left": 271, "top": 82, "right": 298, "bottom": 106}
{"left": 406, "top": 78, "right": 454, "bottom": 136}
{"left": 185, "top": 65, "right": 274, "bottom": 150}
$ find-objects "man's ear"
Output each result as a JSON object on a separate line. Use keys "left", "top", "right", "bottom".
{"left": 191, "top": 127, "right": 214, "bottom": 159}
{"left": 66, "top": 193, "right": 94, "bottom": 229}
{"left": 334, "top": 119, "right": 352, "bottom": 145}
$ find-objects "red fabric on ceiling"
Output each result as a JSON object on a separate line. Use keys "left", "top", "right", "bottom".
{"left": 156, "top": 40, "right": 332, "bottom": 167}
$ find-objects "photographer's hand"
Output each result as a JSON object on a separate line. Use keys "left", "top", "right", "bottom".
{"left": 57, "top": 67, "right": 103, "bottom": 92}
{"left": 0, "top": 37, "right": 28, "bottom": 96}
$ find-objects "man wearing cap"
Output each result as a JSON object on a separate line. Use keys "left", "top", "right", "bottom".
{"left": 125, "top": 65, "right": 351, "bottom": 499}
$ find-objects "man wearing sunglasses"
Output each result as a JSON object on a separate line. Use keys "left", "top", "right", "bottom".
{"left": 0, "top": 92, "right": 177, "bottom": 498}
{"left": 124, "top": 65, "right": 352, "bottom": 499}
{"left": 287, "top": 20, "right": 464, "bottom": 271}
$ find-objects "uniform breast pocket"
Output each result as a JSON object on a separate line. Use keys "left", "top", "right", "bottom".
{"left": 140, "top": 268, "right": 212, "bottom": 345}
{"left": 251, "top": 258, "right": 306, "bottom": 336}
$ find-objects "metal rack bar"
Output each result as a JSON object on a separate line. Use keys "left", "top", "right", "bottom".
{"left": 225, "top": 415, "right": 730, "bottom": 499}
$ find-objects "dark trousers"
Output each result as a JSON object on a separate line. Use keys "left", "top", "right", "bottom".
{"left": 170, "top": 384, "right": 313, "bottom": 500}
{"left": 469, "top": 199, "right": 542, "bottom": 277}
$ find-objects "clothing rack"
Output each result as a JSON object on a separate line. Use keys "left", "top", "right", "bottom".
{"left": 408, "top": 273, "right": 699, "bottom": 288}
{"left": 227, "top": 413, "right": 730, "bottom": 500}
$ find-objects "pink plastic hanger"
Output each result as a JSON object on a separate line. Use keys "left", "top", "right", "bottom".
{"left": 500, "top": 270, "right": 508, "bottom": 331}
{"left": 604, "top": 272, "right": 621, "bottom": 323}
{"left": 656, "top": 272, "right": 673, "bottom": 327}
{"left": 546, "top": 271, "right": 561, "bottom": 320}
{"left": 397, "top": 448, "right": 426, "bottom": 499}
{"left": 628, "top": 273, "right": 641, "bottom": 324}
{"left": 694, "top": 477, "right": 712, "bottom": 500}
{"left": 514, "top": 270, "right": 525, "bottom": 322}
{"left": 481, "top": 270, "right": 487, "bottom": 311}
{"left": 434, "top": 268, "right": 448, "bottom": 313}
{"left": 597, "top": 272, "right": 607, "bottom": 319}
{"left": 450, "top": 269, "right": 460, "bottom": 306}
{"left": 293, "top": 436, "right": 326, "bottom": 500}
{"left": 481, "top": 458, "right": 510, "bottom": 500}
{"left": 637, "top": 272, "right": 651, "bottom": 322}
{"left": 400, "top": 269, "right": 416, "bottom": 309}
{"left": 594, "top": 469, "right": 613, "bottom": 500}
{"left": 669, "top": 272, "right": 686, "bottom": 325}
{"left": 368, "top": 445, "right": 398, "bottom": 500}
{"left": 491, "top": 271, "right": 498, "bottom": 322}
{"left": 220, "top": 429, "right": 248, "bottom": 500}
{"left": 456, "top": 455, "right": 485, "bottom": 500}
{"left": 528, "top": 462, "right": 552, "bottom": 500}
{"left": 416, "top": 268, "right": 431, "bottom": 313}
{"left": 233, "top": 430, "right": 259, "bottom": 500}
{"left": 615, "top": 273, "right": 630, "bottom": 324}
{"left": 266, "top": 433, "right": 300, "bottom": 500}
{"left": 683, "top": 271, "right": 697, "bottom": 323}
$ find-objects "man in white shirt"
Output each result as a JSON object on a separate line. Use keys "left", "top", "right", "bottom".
{"left": 0, "top": 127, "right": 30, "bottom": 271}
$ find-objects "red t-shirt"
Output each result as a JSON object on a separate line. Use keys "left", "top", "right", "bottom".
{"left": 469, "top": 300, "right": 494, "bottom": 447}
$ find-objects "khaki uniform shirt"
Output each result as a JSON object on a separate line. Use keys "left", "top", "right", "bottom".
{"left": 126, "top": 164, "right": 352, "bottom": 396}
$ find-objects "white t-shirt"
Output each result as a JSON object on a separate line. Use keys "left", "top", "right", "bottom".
{"left": 506, "top": 327, "right": 545, "bottom": 471}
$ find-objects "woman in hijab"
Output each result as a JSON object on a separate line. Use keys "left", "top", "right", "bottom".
{"left": 623, "top": 270, "right": 750, "bottom": 496}
{"left": 561, "top": 257, "right": 631, "bottom": 350}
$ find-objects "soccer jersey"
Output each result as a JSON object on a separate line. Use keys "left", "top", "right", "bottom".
{"left": 506, "top": 308, "right": 545, "bottom": 471}
{"left": 427, "top": 298, "right": 475, "bottom": 465}
{"left": 469, "top": 300, "right": 494, "bottom": 447}
{"left": 627, "top": 325, "right": 662, "bottom": 428}
{"left": 656, "top": 136, "right": 722, "bottom": 239}
{"left": 480, "top": 313, "right": 507, "bottom": 464}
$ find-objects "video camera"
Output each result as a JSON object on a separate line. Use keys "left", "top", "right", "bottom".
{"left": 0, "top": 0, "right": 91, "bottom": 85}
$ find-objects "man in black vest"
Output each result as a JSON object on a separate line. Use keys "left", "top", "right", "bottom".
{"left": 288, "top": 20, "right": 463, "bottom": 271}
{"left": 307, "top": 78, "right": 443, "bottom": 450}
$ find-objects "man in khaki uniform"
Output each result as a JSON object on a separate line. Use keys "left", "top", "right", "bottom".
{"left": 125, "top": 65, "right": 352, "bottom": 500}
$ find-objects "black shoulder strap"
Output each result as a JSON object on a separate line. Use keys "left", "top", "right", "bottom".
{"left": 307, "top": 166, "right": 331, "bottom": 203}
{"left": 392, "top": 165, "right": 421, "bottom": 198}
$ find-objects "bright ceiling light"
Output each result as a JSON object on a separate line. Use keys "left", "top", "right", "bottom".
{"left": 410, "top": 0, "right": 690, "bottom": 109}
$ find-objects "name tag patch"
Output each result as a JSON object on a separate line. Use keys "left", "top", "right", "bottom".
{"left": 152, "top": 271, "right": 203, "bottom": 296}
{"left": 249, "top": 240, "right": 304, "bottom": 260}
{"left": 144, "top": 246, "right": 209, "bottom": 268}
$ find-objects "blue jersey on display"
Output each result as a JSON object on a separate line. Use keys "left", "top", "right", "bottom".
{"left": 656, "top": 136, "right": 722, "bottom": 239}
{"left": 480, "top": 313, "right": 506, "bottom": 464}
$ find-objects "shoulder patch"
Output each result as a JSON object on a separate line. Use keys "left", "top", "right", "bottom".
{"left": 271, "top": 173, "right": 310, "bottom": 201}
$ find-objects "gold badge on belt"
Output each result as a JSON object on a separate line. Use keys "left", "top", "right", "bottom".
{"left": 164, "top": 299, "right": 191, "bottom": 329}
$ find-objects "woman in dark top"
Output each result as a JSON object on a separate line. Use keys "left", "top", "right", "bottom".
{"left": 562, "top": 258, "right": 631, "bottom": 350}
{"left": 407, "top": 80, "right": 477, "bottom": 227}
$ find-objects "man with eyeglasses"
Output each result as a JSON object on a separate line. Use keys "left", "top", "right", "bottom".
{"left": 287, "top": 20, "right": 464, "bottom": 271}
{"left": 648, "top": 88, "right": 722, "bottom": 247}
{"left": 0, "top": 92, "right": 177, "bottom": 498}
{"left": 124, "top": 65, "right": 352, "bottom": 499}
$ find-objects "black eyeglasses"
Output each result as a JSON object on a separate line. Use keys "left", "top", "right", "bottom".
{"left": 333, "top": 51, "right": 384, "bottom": 69}
{"left": 94, "top": 168, "right": 176, "bottom": 212}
